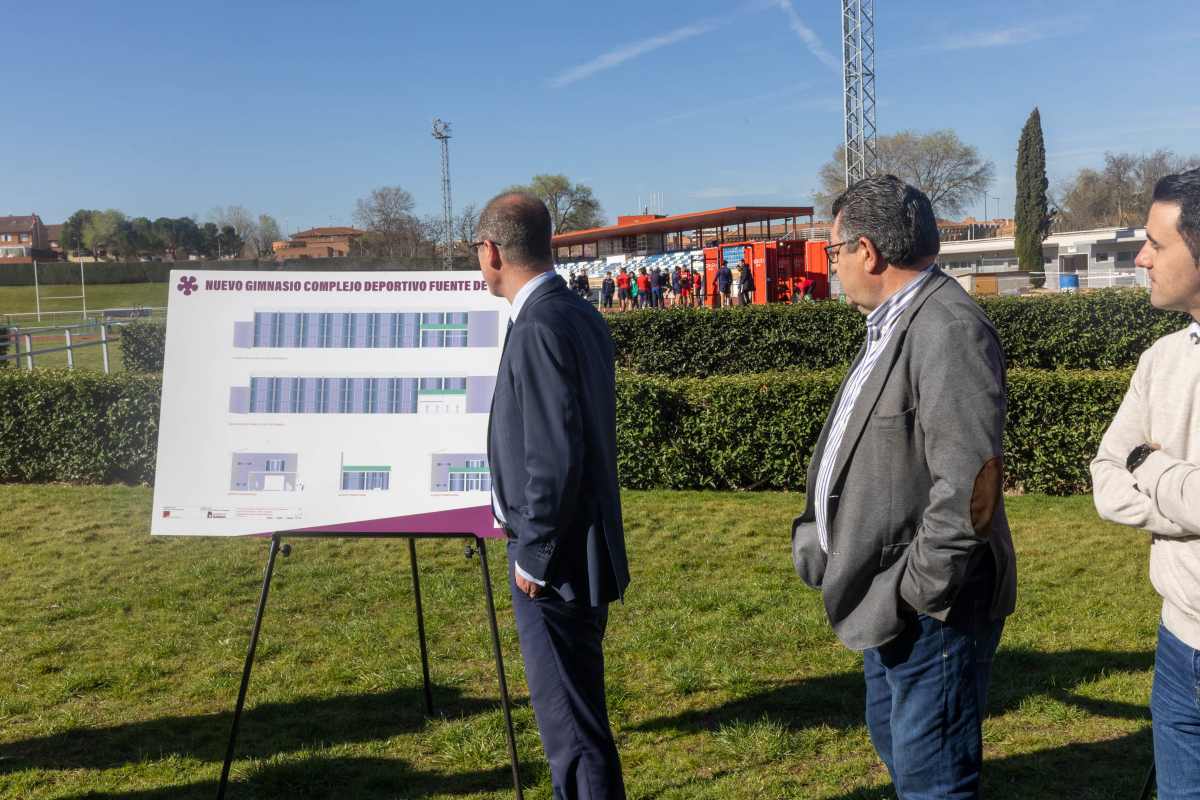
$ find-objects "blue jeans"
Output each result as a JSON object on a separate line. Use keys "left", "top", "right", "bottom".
{"left": 1153, "top": 623, "right": 1200, "bottom": 799}
{"left": 863, "top": 597, "right": 1004, "bottom": 799}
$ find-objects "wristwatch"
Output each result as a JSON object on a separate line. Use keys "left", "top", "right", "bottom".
{"left": 1127, "top": 443, "right": 1156, "bottom": 473}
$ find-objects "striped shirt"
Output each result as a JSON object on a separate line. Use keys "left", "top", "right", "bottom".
{"left": 814, "top": 267, "right": 935, "bottom": 552}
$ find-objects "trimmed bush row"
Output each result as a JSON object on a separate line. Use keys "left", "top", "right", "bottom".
{"left": 0, "top": 371, "right": 162, "bottom": 484}
{"left": 607, "top": 289, "right": 1190, "bottom": 374}
{"left": 120, "top": 321, "right": 167, "bottom": 372}
{"left": 120, "top": 289, "right": 1189, "bottom": 375}
{"left": 0, "top": 368, "right": 1130, "bottom": 494}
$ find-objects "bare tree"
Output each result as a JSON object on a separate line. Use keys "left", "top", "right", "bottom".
{"left": 352, "top": 186, "right": 419, "bottom": 257}
{"left": 813, "top": 130, "right": 995, "bottom": 218}
{"left": 253, "top": 214, "right": 282, "bottom": 258}
{"left": 208, "top": 205, "right": 260, "bottom": 257}
{"left": 455, "top": 202, "right": 479, "bottom": 248}
{"left": 1055, "top": 149, "right": 1200, "bottom": 230}
{"left": 506, "top": 174, "right": 605, "bottom": 232}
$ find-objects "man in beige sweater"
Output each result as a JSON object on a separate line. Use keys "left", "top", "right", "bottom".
{"left": 1092, "top": 167, "right": 1200, "bottom": 800}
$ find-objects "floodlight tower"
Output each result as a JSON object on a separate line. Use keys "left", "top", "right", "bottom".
{"left": 432, "top": 118, "right": 453, "bottom": 270}
{"left": 841, "top": 0, "right": 878, "bottom": 186}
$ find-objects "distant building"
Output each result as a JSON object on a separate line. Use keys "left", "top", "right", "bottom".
{"left": 0, "top": 214, "right": 58, "bottom": 261}
{"left": 271, "top": 226, "right": 366, "bottom": 259}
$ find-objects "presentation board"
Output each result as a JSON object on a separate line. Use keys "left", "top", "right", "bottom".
{"left": 151, "top": 271, "right": 510, "bottom": 538}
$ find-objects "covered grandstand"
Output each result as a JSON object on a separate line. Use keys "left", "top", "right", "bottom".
{"left": 553, "top": 205, "right": 816, "bottom": 278}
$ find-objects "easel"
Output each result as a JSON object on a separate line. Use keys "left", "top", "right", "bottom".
{"left": 216, "top": 531, "right": 523, "bottom": 800}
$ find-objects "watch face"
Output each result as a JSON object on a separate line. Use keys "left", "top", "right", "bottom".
{"left": 1128, "top": 445, "right": 1153, "bottom": 472}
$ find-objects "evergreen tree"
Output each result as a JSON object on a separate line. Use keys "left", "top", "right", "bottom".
{"left": 1015, "top": 108, "right": 1052, "bottom": 278}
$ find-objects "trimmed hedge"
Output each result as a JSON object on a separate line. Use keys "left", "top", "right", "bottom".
{"left": 0, "top": 257, "right": 478, "bottom": 286}
{"left": 608, "top": 289, "right": 1189, "bottom": 375}
{"left": 0, "top": 370, "right": 161, "bottom": 484}
{"left": 616, "top": 368, "right": 1129, "bottom": 495}
{"left": 120, "top": 321, "right": 167, "bottom": 372}
{"left": 0, "top": 367, "right": 1130, "bottom": 494}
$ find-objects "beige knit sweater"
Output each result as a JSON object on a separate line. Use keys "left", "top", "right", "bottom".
{"left": 1092, "top": 323, "right": 1200, "bottom": 650}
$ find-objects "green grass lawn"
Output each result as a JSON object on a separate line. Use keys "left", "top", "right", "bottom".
{"left": 0, "top": 283, "right": 170, "bottom": 322}
{"left": 0, "top": 488, "right": 1159, "bottom": 799}
{"left": 0, "top": 283, "right": 169, "bottom": 371}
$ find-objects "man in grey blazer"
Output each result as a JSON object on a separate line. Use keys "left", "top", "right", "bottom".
{"left": 476, "top": 191, "right": 630, "bottom": 798}
{"left": 792, "top": 176, "right": 1017, "bottom": 799}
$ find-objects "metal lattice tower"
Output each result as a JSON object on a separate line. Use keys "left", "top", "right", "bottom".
{"left": 841, "top": 0, "right": 878, "bottom": 187}
{"left": 432, "top": 119, "right": 453, "bottom": 270}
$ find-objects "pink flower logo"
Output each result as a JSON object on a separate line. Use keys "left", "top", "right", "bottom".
{"left": 177, "top": 276, "right": 199, "bottom": 296}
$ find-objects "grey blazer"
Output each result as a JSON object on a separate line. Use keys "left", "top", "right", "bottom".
{"left": 792, "top": 269, "right": 1017, "bottom": 651}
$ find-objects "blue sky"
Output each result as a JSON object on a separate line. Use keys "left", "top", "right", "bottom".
{"left": 5, "top": 0, "right": 1198, "bottom": 231}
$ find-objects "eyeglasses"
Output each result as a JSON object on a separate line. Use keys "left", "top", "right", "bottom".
{"left": 468, "top": 239, "right": 505, "bottom": 252}
{"left": 824, "top": 240, "right": 851, "bottom": 264}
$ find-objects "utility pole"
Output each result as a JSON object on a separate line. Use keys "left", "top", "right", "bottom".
{"left": 842, "top": 0, "right": 878, "bottom": 186}
{"left": 432, "top": 119, "right": 453, "bottom": 270}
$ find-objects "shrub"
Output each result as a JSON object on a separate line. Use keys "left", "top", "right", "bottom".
{"left": 120, "top": 321, "right": 167, "bottom": 372}
{"left": 608, "top": 289, "right": 1188, "bottom": 375}
{"left": 0, "top": 367, "right": 1132, "bottom": 495}
{"left": 617, "top": 368, "right": 1130, "bottom": 495}
{"left": 0, "top": 370, "right": 160, "bottom": 484}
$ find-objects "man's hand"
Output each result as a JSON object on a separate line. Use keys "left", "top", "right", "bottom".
{"left": 515, "top": 570, "right": 542, "bottom": 599}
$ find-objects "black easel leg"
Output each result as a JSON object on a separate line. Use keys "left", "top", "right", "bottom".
{"left": 1138, "top": 761, "right": 1155, "bottom": 800}
{"left": 217, "top": 534, "right": 283, "bottom": 800}
{"left": 477, "top": 538, "right": 524, "bottom": 800}
{"left": 409, "top": 537, "right": 434, "bottom": 715}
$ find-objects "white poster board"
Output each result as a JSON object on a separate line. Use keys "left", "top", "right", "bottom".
{"left": 151, "top": 270, "right": 510, "bottom": 538}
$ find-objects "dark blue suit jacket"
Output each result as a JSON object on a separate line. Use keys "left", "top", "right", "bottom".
{"left": 488, "top": 275, "right": 630, "bottom": 606}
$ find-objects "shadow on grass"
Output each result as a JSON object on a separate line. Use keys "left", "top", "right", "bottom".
{"left": 821, "top": 727, "right": 1155, "bottom": 800}
{"left": 631, "top": 647, "right": 1152, "bottom": 738}
{"left": 57, "top": 755, "right": 529, "bottom": 800}
{"left": 0, "top": 685, "right": 498, "bottom": 775}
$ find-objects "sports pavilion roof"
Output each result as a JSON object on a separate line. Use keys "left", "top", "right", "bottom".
{"left": 550, "top": 205, "right": 815, "bottom": 248}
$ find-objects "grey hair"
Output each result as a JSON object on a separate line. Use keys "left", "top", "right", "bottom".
{"left": 476, "top": 191, "right": 553, "bottom": 267}
{"left": 831, "top": 174, "right": 940, "bottom": 267}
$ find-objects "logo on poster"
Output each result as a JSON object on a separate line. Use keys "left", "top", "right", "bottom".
{"left": 176, "top": 276, "right": 199, "bottom": 296}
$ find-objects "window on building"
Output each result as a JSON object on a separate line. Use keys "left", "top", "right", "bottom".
{"left": 265, "top": 458, "right": 286, "bottom": 472}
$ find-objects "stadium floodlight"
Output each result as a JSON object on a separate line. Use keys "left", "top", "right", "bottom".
{"left": 842, "top": 0, "right": 878, "bottom": 186}
{"left": 432, "top": 119, "right": 453, "bottom": 271}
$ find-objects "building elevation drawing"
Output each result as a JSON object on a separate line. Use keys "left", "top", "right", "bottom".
{"left": 231, "top": 452, "right": 299, "bottom": 491}
{"left": 341, "top": 464, "right": 390, "bottom": 491}
{"left": 430, "top": 454, "right": 492, "bottom": 493}
{"left": 233, "top": 311, "right": 500, "bottom": 349}
{"left": 228, "top": 376, "right": 495, "bottom": 415}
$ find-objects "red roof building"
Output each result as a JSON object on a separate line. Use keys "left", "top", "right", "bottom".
{"left": 551, "top": 205, "right": 815, "bottom": 261}
{"left": 271, "top": 226, "right": 366, "bottom": 259}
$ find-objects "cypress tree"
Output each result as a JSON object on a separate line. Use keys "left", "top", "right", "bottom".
{"left": 1015, "top": 107, "right": 1052, "bottom": 279}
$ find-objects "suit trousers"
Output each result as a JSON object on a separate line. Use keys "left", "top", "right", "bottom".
{"left": 862, "top": 567, "right": 1003, "bottom": 800}
{"left": 509, "top": 552, "right": 625, "bottom": 800}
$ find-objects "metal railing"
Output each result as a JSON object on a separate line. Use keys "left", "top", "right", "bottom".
{"left": 0, "top": 306, "right": 165, "bottom": 326}
{"left": 1, "top": 319, "right": 127, "bottom": 373}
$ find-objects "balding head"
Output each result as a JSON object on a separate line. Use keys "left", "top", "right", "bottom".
{"left": 477, "top": 191, "right": 553, "bottom": 269}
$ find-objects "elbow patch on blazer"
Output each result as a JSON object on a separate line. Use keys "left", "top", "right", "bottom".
{"left": 970, "top": 456, "right": 1004, "bottom": 537}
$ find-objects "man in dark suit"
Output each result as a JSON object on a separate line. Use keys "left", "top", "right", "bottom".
{"left": 792, "top": 176, "right": 1016, "bottom": 799}
{"left": 474, "top": 191, "right": 630, "bottom": 799}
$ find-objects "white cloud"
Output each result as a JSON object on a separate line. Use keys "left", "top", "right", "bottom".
{"left": 772, "top": 0, "right": 840, "bottom": 72}
{"left": 549, "top": 18, "right": 727, "bottom": 88}
{"left": 549, "top": 0, "right": 839, "bottom": 88}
